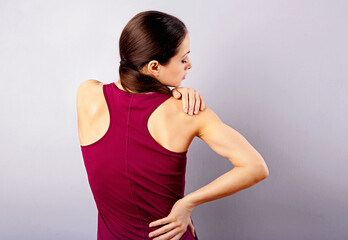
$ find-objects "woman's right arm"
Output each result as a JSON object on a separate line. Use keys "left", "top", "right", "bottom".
{"left": 183, "top": 106, "right": 269, "bottom": 210}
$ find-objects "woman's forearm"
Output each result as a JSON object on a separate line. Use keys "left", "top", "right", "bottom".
{"left": 182, "top": 165, "right": 268, "bottom": 210}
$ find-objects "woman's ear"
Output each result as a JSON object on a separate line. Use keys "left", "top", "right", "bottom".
{"left": 147, "top": 60, "right": 160, "bottom": 77}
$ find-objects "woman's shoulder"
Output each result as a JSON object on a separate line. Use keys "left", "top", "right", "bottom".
{"left": 77, "top": 79, "right": 104, "bottom": 94}
{"left": 162, "top": 95, "right": 220, "bottom": 137}
{"left": 76, "top": 79, "right": 106, "bottom": 115}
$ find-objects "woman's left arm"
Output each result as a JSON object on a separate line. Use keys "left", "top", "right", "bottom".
{"left": 171, "top": 87, "right": 206, "bottom": 115}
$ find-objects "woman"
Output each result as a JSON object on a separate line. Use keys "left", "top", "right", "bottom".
{"left": 77, "top": 10, "right": 269, "bottom": 240}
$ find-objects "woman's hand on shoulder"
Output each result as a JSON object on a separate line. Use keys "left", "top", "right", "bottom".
{"left": 171, "top": 87, "right": 206, "bottom": 116}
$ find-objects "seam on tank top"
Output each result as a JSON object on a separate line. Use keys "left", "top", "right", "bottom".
{"left": 125, "top": 96, "right": 147, "bottom": 239}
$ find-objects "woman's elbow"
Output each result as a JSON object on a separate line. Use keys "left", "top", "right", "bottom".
{"left": 252, "top": 160, "right": 269, "bottom": 181}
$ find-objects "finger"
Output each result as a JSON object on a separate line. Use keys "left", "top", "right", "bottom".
{"left": 180, "top": 89, "right": 189, "bottom": 113}
{"left": 169, "top": 231, "right": 185, "bottom": 240}
{"left": 188, "top": 89, "right": 195, "bottom": 115}
{"left": 200, "top": 94, "right": 206, "bottom": 111}
{"left": 153, "top": 225, "right": 184, "bottom": 240}
{"left": 193, "top": 92, "right": 200, "bottom": 115}
{"left": 172, "top": 88, "right": 181, "bottom": 99}
{"left": 172, "top": 87, "right": 188, "bottom": 113}
{"left": 149, "top": 222, "right": 176, "bottom": 239}
{"left": 149, "top": 216, "right": 171, "bottom": 228}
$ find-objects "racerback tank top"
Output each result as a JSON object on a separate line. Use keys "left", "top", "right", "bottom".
{"left": 80, "top": 82, "right": 198, "bottom": 240}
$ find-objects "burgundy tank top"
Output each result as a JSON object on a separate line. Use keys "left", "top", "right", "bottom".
{"left": 80, "top": 82, "right": 198, "bottom": 240}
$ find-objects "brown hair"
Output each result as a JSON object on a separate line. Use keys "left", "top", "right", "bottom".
{"left": 118, "top": 10, "right": 188, "bottom": 94}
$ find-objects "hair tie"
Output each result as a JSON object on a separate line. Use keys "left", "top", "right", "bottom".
{"left": 120, "top": 59, "right": 137, "bottom": 71}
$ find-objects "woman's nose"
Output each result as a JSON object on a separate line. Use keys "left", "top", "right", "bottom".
{"left": 187, "top": 60, "right": 192, "bottom": 70}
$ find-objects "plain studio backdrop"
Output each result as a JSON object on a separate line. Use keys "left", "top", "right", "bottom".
{"left": 1, "top": 0, "right": 347, "bottom": 239}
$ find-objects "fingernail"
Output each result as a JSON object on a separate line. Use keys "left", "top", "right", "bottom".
{"left": 184, "top": 108, "right": 188, "bottom": 113}
{"left": 189, "top": 110, "right": 193, "bottom": 115}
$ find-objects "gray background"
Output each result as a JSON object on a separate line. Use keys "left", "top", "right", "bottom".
{"left": 1, "top": 0, "right": 347, "bottom": 239}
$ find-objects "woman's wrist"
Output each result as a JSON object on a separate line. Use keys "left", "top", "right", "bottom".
{"left": 181, "top": 193, "right": 196, "bottom": 211}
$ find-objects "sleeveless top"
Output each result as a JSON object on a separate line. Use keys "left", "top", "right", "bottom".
{"left": 80, "top": 82, "right": 198, "bottom": 240}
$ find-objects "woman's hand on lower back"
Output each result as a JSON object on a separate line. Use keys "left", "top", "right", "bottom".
{"left": 172, "top": 87, "right": 205, "bottom": 115}
{"left": 148, "top": 198, "right": 195, "bottom": 239}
